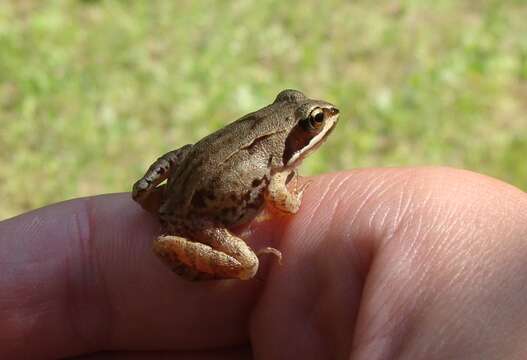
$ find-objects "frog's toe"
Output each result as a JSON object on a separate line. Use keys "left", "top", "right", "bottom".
{"left": 257, "top": 247, "right": 283, "bottom": 265}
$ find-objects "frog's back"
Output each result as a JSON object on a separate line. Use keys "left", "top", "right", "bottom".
{"left": 159, "top": 100, "right": 296, "bottom": 224}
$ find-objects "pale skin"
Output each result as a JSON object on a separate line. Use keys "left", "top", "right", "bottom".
{"left": 2, "top": 168, "right": 527, "bottom": 359}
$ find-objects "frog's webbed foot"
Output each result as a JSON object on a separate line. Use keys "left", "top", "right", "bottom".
{"left": 153, "top": 223, "right": 260, "bottom": 280}
{"left": 132, "top": 144, "right": 192, "bottom": 212}
{"left": 266, "top": 170, "right": 311, "bottom": 214}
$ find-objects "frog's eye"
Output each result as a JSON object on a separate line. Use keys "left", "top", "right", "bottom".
{"left": 307, "top": 108, "right": 325, "bottom": 130}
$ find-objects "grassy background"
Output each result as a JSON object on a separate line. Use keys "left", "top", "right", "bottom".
{"left": 1, "top": 0, "right": 526, "bottom": 220}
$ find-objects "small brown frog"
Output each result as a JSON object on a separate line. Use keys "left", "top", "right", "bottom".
{"left": 132, "top": 89, "right": 339, "bottom": 280}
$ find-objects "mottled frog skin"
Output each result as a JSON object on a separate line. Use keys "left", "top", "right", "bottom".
{"left": 132, "top": 89, "right": 339, "bottom": 280}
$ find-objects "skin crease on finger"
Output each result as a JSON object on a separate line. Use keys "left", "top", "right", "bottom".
{"left": 1, "top": 168, "right": 527, "bottom": 359}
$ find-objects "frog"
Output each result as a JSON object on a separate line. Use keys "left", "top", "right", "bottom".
{"left": 132, "top": 89, "right": 339, "bottom": 280}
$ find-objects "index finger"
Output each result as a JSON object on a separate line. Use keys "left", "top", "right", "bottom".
{"left": 0, "top": 194, "right": 266, "bottom": 359}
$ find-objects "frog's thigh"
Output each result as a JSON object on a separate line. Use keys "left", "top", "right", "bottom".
{"left": 154, "top": 229, "right": 258, "bottom": 280}
{"left": 154, "top": 251, "right": 216, "bottom": 281}
{"left": 266, "top": 171, "right": 307, "bottom": 214}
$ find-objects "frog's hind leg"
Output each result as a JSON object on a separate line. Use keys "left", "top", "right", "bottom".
{"left": 132, "top": 144, "right": 192, "bottom": 211}
{"left": 158, "top": 253, "right": 217, "bottom": 281}
{"left": 153, "top": 225, "right": 259, "bottom": 280}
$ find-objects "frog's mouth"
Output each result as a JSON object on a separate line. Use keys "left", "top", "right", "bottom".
{"left": 283, "top": 108, "right": 339, "bottom": 168}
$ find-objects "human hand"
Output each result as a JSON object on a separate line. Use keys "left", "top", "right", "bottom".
{"left": 1, "top": 168, "right": 526, "bottom": 359}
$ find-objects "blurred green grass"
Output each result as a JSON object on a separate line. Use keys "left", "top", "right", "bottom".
{"left": 1, "top": 0, "right": 526, "bottom": 219}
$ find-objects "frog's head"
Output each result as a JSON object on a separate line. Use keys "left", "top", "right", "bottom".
{"left": 274, "top": 89, "right": 340, "bottom": 168}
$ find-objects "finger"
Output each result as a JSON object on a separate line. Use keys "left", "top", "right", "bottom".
{"left": 350, "top": 168, "right": 527, "bottom": 359}
{"left": 250, "top": 167, "right": 527, "bottom": 359}
{"left": 251, "top": 169, "right": 381, "bottom": 359}
{"left": 0, "top": 193, "right": 269, "bottom": 359}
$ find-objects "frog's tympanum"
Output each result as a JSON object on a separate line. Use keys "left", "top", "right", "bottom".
{"left": 132, "top": 89, "right": 339, "bottom": 280}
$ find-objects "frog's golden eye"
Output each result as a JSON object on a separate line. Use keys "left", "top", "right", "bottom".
{"left": 308, "top": 108, "right": 325, "bottom": 130}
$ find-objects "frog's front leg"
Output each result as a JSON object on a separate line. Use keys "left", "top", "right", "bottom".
{"left": 266, "top": 170, "right": 309, "bottom": 214}
{"left": 132, "top": 144, "right": 192, "bottom": 211}
{"left": 153, "top": 222, "right": 259, "bottom": 280}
